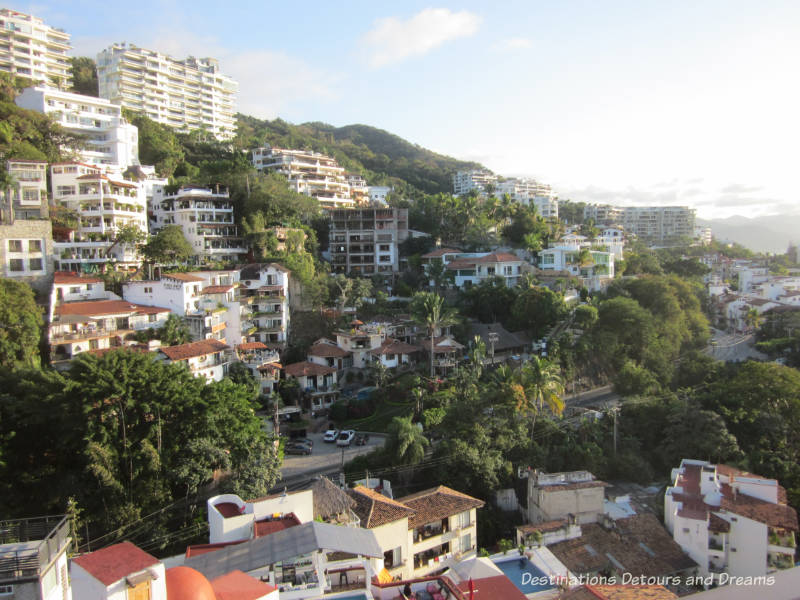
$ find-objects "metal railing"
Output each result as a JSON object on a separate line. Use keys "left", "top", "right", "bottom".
{"left": 0, "top": 515, "right": 70, "bottom": 582}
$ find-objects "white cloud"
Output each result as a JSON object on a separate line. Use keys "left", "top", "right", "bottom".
{"left": 362, "top": 8, "right": 481, "bottom": 68}
{"left": 499, "top": 37, "right": 532, "bottom": 50}
{"left": 223, "top": 50, "right": 339, "bottom": 120}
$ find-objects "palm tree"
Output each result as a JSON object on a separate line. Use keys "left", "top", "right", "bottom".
{"left": 521, "top": 357, "right": 565, "bottom": 434}
{"left": 387, "top": 416, "right": 429, "bottom": 466}
{"left": 493, "top": 359, "right": 564, "bottom": 438}
{"left": 410, "top": 292, "right": 459, "bottom": 378}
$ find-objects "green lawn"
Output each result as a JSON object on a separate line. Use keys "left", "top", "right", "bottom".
{"left": 337, "top": 398, "right": 414, "bottom": 432}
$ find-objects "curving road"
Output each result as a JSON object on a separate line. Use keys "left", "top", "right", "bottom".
{"left": 706, "top": 328, "right": 767, "bottom": 363}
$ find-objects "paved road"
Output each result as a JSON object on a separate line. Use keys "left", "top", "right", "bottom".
{"left": 706, "top": 328, "right": 767, "bottom": 363}
{"left": 565, "top": 384, "right": 621, "bottom": 410}
{"left": 279, "top": 431, "right": 386, "bottom": 483}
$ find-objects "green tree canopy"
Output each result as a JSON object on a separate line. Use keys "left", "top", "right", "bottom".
{"left": 0, "top": 279, "right": 43, "bottom": 369}
{"left": 141, "top": 226, "right": 194, "bottom": 264}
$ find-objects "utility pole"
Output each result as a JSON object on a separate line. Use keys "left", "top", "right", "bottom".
{"left": 612, "top": 407, "right": 618, "bottom": 457}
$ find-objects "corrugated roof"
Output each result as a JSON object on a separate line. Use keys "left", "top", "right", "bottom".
{"left": 184, "top": 521, "right": 382, "bottom": 580}
{"left": 201, "top": 285, "right": 234, "bottom": 294}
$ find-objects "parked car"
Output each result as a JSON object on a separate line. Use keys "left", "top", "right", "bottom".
{"left": 323, "top": 429, "right": 339, "bottom": 443}
{"left": 354, "top": 433, "right": 369, "bottom": 446}
{"left": 284, "top": 442, "right": 312, "bottom": 455}
{"left": 336, "top": 429, "right": 356, "bottom": 447}
{"left": 291, "top": 437, "right": 314, "bottom": 448}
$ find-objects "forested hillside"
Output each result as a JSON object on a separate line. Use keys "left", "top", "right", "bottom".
{"left": 235, "top": 115, "right": 485, "bottom": 196}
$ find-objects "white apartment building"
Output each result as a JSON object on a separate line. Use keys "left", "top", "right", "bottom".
{"left": 538, "top": 245, "right": 615, "bottom": 290}
{"left": 347, "top": 174, "right": 370, "bottom": 205}
{"left": 665, "top": 459, "right": 798, "bottom": 582}
{"left": 159, "top": 338, "right": 232, "bottom": 382}
{"left": 369, "top": 185, "right": 392, "bottom": 205}
{"left": 97, "top": 43, "right": 238, "bottom": 140}
{"left": 0, "top": 9, "right": 71, "bottom": 88}
{"left": 49, "top": 298, "right": 169, "bottom": 367}
{"left": 237, "top": 263, "right": 291, "bottom": 348}
{"left": 583, "top": 204, "right": 695, "bottom": 244}
{"left": 452, "top": 170, "right": 497, "bottom": 196}
{"left": 251, "top": 146, "right": 355, "bottom": 210}
{"left": 421, "top": 249, "right": 525, "bottom": 289}
{"left": 329, "top": 207, "right": 409, "bottom": 275}
{"left": 2, "top": 158, "right": 48, "bottom": 219}
{"left": 50, "top": 163, "right": 147, "bottom": 270}
{"left": 16, "top": 86, "right": 140, "bottom": 171}
{"left": 152, "top": 185, "right": 246, "bottom": 261}
{"left": 348, "top": 485, "right": 484, "bottom": 580}
{"left": 495, "top": 178, "right": 559, "bottom": 219}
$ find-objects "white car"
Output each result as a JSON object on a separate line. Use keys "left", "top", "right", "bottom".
{"left": 336, "top": 430, "right": 356, "bottom": 447}
{"left": 323, "top": 429, "right": 339, "bottom": 443}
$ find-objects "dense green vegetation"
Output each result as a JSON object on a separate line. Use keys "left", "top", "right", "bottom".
{"left": 0, "top": 351, "right": 280, "bottom": 551}
{"left": 70, "top": 57, "right": 99, "bottom": 97}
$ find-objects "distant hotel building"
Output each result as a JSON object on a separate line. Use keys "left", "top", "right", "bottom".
{"left": 0, "top": 8, "right": 71, "bottom": 88}
{"left": 584, "top": 204, "right": 696, "bottom": 244}
{"left": 97, "top": 43, "right": 238, "bottom": 140}
{"left": 453, "top": 170, "right": 558, "bottom": 218}
{"left": 452, "top": 169, "right": 497, "bottom": 196}
{"left": 251, "top": 146, "right": 355, "bottom": 210}
{"left": 16, "top": 86, "right": 140, "bottom": 171}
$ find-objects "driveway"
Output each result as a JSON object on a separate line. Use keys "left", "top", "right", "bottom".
{"left": 281, "top": 431, "right": 386, "bottom": 481}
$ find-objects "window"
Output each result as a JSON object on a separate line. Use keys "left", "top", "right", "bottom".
{"left": 29, "top": 240, "right": 42, "bottom": 252}
{"left": 29, "top": 258, "right": 43, "bottom": 271}
{"left": 8, "top": 259, "right": 24, "bottom": 272}
{"left": 458, "top": 510, "right": 471, "bottom": 529}
{"left": 69, "top": 286, "right": 80, "bottom": 294}
{"left": 379, "top": 244, "right": 390, "bottom": 251}
{"left": 22, "top": 188, "right": 39, "bottom": 202}
{"left": 148, "top": 314, "right": 157, "bottom": 323}
{"left": 7, "top": 240, "right": 22, "bottom": 253}
{"left": 144, "top": 287, "right": 153, "bottom": 294}
{"left": 461, "top": 533, "right": 472, "bottom": 553}
{"left": 0, "top": 584, "right": 13, "bottom": 595}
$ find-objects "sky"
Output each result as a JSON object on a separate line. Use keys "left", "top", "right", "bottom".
{"left": 21, "top": 0, "right": 800, "bottom": 220}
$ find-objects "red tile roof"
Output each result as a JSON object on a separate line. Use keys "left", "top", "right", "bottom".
{"left": 201, "top": 285, "right": 233, "bottom": 294}
{"left": 308, "top": 340, "right": 350, "bottom": 358}
{"left": 472, "top": 252, "right": 521, "bottom": 263}
{"left": 53, "top": 271, "right": 104, "bottom": 284}
{"left": 211, "top": 570, "right": 277, "bottom": 600}
{"left": 370, "top": 338, "right": 422, "bottom": 356}
{"left": 160, "top": 339, "right": 229, "bottom": 361}
{"left": 163, "top": 272, "right": 205, "bottom": 283}
{"left": 517, "top": 519, "right": 568, "bottom": 535}
{"left": 284, "top": 361, "right": 336, "bottom": 377}
{"left": 72, "top": 541, "right": 159, "bottom": 586}
{"left": 57, "top": 300, "right": 169, "bottom": 318}
{"left": 563, "top": 585, "right": 678, "bottom": 600}
{"left": 399, "top": 486, "right": 485, "bottom": 530}
{"left": 75, "top": 173, "right": 138, "bottom": 188}
{"left": 348, "top": 486, "right": 415, "bottom": 528}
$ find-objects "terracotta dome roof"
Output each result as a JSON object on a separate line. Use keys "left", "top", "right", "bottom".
{"left": 166, "top": 566, "right": 216, "bottom": 600}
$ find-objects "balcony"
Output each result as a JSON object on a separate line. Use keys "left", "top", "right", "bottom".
{"left": 0, "top": 515, "right": 71, "bottom": 583}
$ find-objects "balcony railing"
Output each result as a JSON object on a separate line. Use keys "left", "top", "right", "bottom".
{"left": 0, "top": 515, "right": 70, "bottom": 582}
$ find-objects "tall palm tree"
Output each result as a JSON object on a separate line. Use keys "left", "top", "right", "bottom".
{"left": 521, "top": 357, "right": 565, "bottom": 434}
{"left": 744, "top": 307, "right": 762, "bottom": 332}
{"left": 387, "top": 416, "right": 429, "bottom": 466}
{"left": 411, "top": 292, "right": 459, "bottom": 378}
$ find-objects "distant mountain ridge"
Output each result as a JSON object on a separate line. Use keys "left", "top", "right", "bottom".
{"left": 236, "top": 115, "right": 486, "bottom": 196}
{"left": 698, "top": 214, "right": 800, "bottom": 254}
